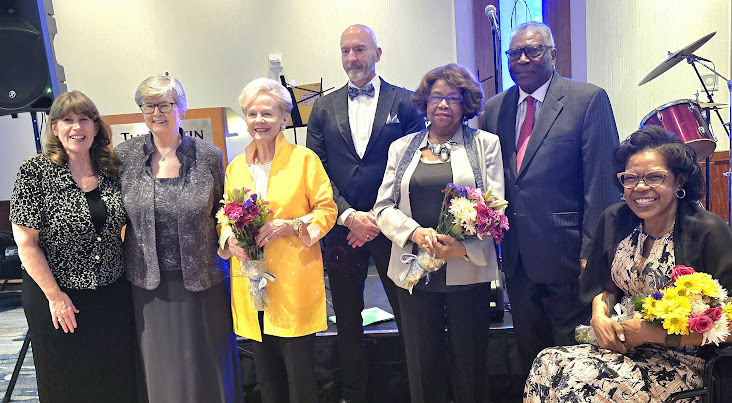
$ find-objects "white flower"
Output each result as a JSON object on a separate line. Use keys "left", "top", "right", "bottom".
{"left": 690, "top": 294, "right": 709, "bottom": 314}
{"left": 703, "top": 316, "right": 730, "bottom": 346}
{"left": 449, "top": 197, "right": 477, "bottom": 224}
{"left": 713, "top": 279, "right": 728, "bottom": 300}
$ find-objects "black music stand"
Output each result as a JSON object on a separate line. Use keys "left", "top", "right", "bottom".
{"left": 278, "top": 75, "right": 334, "bottom": 144}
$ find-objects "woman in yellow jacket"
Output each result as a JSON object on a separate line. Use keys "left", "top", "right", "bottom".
{"left": 219, "top": 78, "right": 337, "bottom": 403}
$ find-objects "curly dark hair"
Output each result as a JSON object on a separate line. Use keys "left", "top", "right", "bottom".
{"left": 613, "top": 125, "right": 703, "bottom": 200}
{"left": 44, "top": 91, "right": 120, "bottom": 175}
{"left": 411, "top": 63, "right": 484, "bottom": 120}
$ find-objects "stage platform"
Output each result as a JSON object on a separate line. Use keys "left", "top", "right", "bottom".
{"left": 237, "top": 266, "right": 525, "bottom": 403}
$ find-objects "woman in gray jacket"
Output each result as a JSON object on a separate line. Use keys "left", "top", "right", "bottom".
{"left": 116, "top": 74, "right": 241, "bottom": 402}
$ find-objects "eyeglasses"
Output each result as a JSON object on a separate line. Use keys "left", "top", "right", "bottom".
{"left": 616, "top": 170, "right": 670, "bottom": 189}
{"left": 427, "top": 94, "right": 464, "bottom": 105}
{"left": 505, "top": 45, "right": 552, "bottom": 61}
{"left": 139, "top": 102, "right": 176, "bottom": 114}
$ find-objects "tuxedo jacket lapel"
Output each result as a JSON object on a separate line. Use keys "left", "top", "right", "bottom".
{"left": 518, "top": 76, "right": 564, "bottom": 177}
{"left": 363, "top": 79, "right": 396, "bottom": 158}
{"left": 334, "top": 85, "right": 356, "bottom": 153}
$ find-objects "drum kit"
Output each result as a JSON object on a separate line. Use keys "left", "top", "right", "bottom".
{"left": 637, "top": 31, "right": 732, "bottom": 226}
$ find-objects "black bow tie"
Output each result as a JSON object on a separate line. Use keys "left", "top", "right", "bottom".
{"left": 347, "top": 83, "right": 375, "bottom": 100}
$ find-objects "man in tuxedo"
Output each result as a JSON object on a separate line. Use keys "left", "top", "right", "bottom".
{"left": 481, "top": 22, "right": 620, "bottom": 373}
{"left": 306, "top": 24, "right": 424, "bottom": 403}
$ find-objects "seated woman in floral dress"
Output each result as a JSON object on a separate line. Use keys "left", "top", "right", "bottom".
{"left": 524, "top": 126, "right": 732, "bottom": 402}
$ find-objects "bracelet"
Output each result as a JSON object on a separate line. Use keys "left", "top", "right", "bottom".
{"left": 292, "top": 218, "right": 303, "bottom": 238}
{"left": 665, "top": 333, "right": 682, "bottom": 347}
{"left": 346, "top": 211, "right": 356, "bottom": 229}
{"left": 410, "top": 228, "right": 421, "bottom": 243}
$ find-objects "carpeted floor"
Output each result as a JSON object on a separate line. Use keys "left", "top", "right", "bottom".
{"left": 0, "top": 289, "right": 39, "bottom": 402}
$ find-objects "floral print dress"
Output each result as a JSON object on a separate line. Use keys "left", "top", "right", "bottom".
{"left": 524, "top": 223, "right": 704, "bottom": 402}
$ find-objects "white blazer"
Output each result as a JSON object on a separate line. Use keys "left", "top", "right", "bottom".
{"left": 373, "top": 126, "right": 505, "bottom": 288}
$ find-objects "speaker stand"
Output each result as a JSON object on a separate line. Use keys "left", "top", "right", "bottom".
{"left": 30, "top": 112, "right": 42, "bottom": 154}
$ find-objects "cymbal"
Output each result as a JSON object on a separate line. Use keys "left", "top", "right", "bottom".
{"left": 699, "top": 102, "right": 728, "bottom": 110}
{"left": 638, "top": 31, "right": 717, "bottom": 86}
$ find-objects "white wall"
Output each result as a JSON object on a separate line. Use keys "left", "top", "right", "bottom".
{"left": 587, "top": 0, "right": 731, "bottom": 147}
{"left": 0, "top": 0, "right": 459, "bottom": 199}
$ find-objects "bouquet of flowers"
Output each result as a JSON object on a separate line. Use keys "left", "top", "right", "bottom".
{"left": 399, "top": 183, "right": 508, "bottom": 293}
{"left": 633, "top": 265, "right": 731, "bottom": 346}
{"left": 216, "top": 187, "right": 275, "bottom": 311}
{"left": 575, "top": 303, "right": 635, "bottom": 345}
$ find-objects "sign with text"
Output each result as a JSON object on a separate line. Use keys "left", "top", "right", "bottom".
{"left": 110, "top": 118, "right": 214, "bottom": 147}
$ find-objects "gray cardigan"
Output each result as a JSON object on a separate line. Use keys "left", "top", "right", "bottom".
{"left": 116, "top": 133, "right": 225, "bottom": 291}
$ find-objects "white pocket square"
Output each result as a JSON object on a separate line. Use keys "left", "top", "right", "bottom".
{"left": 386, "top": 113, "right": 400, "bottom": 125}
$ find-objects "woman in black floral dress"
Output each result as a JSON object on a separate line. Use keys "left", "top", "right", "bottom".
{"left": 524, "top": 126, "right": 732, "bottom": 402}
{"left": 10, "top": 91, "right": 137, "bottom": 402}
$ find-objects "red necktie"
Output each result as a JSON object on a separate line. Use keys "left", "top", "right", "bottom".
{"left": 516, "top": 96, "right": 535, "bottom": 171}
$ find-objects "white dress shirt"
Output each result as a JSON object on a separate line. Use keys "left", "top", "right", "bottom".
{"left": 339, "top": 75, "right": 382, "bottom": 226}
{"left": 514, "top": 75, "right": 552, "bottom": 146}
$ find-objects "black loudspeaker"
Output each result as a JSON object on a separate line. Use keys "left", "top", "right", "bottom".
{"left": 0, "top": 0, "right": 66, "bottom": 116}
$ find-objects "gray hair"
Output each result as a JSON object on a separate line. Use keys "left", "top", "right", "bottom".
{"left": 238, "top": 78, "right": 293, "bottom": 115}
{"left": 511, "top": 22, "right": 555, "bottom": 47}
{"left": 134, "top": 74, "right": 188, "bottom": 114}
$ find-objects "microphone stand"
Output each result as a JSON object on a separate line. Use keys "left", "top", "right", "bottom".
{"left": 684, "top": 55, "right": 732, "bottom": 227}
{"left": 490, "top": 22, "right": 501, "bottom": 95}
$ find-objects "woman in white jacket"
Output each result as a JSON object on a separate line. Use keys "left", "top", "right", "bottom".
{"left": 373, "top": 63, "right": 505, "bottom": 403}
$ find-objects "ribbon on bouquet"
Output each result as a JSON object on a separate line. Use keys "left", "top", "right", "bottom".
{"left": 251, "top": 272, "right": 276, "bottom": 291}
{"left": 398, "top": 253, "right": 431, "bottom": 294}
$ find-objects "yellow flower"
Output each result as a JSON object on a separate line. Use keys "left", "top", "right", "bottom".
{"left": 675, "top": 272, "right": 715, "bottom": 295}
{"left": 723, "top": 303, "right": 732, "bottom": 321}
{"left": 662, "top": 313, "right": 689, "bottom": 335}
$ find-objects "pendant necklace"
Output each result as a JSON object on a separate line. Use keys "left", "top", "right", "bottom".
{"left": 81, "top": 175, "right": 97, "bottom": 190}
{"left": 156, "top": 137, "right": 181, "bottom": 162}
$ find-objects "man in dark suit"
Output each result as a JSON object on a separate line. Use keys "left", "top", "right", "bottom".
{"left": 481, "top": 22, "right": 620, "bottom": 373}
{"left": 306, "top": 24, "right": 424, "bottom": 403}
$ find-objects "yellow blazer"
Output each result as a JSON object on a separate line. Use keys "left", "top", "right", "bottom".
{"left": 224, "top": 133, "right": 337, "bottom": 341}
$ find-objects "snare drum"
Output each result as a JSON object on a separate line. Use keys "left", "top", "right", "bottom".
{"left": 640, "top": 99, "right": 716, "bottom": 160}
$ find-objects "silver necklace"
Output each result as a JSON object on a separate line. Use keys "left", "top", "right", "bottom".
{"left": 426, "top": 137, "right": 456, "bottom": 162}
{"left": 156, "top": 137, "right": 181, "bottom": 162}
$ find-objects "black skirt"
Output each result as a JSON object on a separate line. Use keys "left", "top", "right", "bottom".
{"left": 22, "top": 270, "right": 138, "bottom": 402}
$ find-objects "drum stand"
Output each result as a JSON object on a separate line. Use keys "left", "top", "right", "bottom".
{"left": 684, "top": 55, "right": 732, "bottom": 226}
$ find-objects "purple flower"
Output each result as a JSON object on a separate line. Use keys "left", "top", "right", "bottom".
{"left": 652, "top": 291, "right": 664, "bottom": 300}
{"left": 244, "top": 200, "right": 253, "bottom": 209}
{"left": 251, "top": 194, "right": 258, "bottom": 201}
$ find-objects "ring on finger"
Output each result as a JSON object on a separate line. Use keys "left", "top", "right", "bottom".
{"left": 57, "top": 317, "right": 63, "bottom": 322}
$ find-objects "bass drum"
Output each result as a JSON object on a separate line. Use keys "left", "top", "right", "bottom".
{"left": 640, "top": 99, "right": 716, "bottom": 160}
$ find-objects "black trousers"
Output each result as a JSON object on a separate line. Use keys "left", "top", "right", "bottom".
{"left": 397, "top": 283, "right": 491, "bottom": 403}
{"left": 252, "top": 312, "right": 317, "bottom": 403}
{"left": 325, "top": 232, "right": 402, "bottom": 402}
{"left": 505, "top": 256, "right": 592, "bottom": 374}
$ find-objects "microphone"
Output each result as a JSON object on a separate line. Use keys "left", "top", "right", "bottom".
{"left": 484, "top": 5, "right": 500, "bottom": 40}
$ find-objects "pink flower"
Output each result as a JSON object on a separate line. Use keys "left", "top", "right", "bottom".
{"left": 705, "top": 307, "right": 723, "bottom": 321}
{"left": 670, "top": 265, "right": 696, "bottom": 282}
{"left": 466, "top": 187, "right": 484, "bottom": 203}
{"left": 688, "top": 313, "right": 714, "bottom": 333}
{"left": 224, "top": 201, "right": 241, "bottom": 216}
{"left": 228, "top": 207, "right": 244, "bottom": 220}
